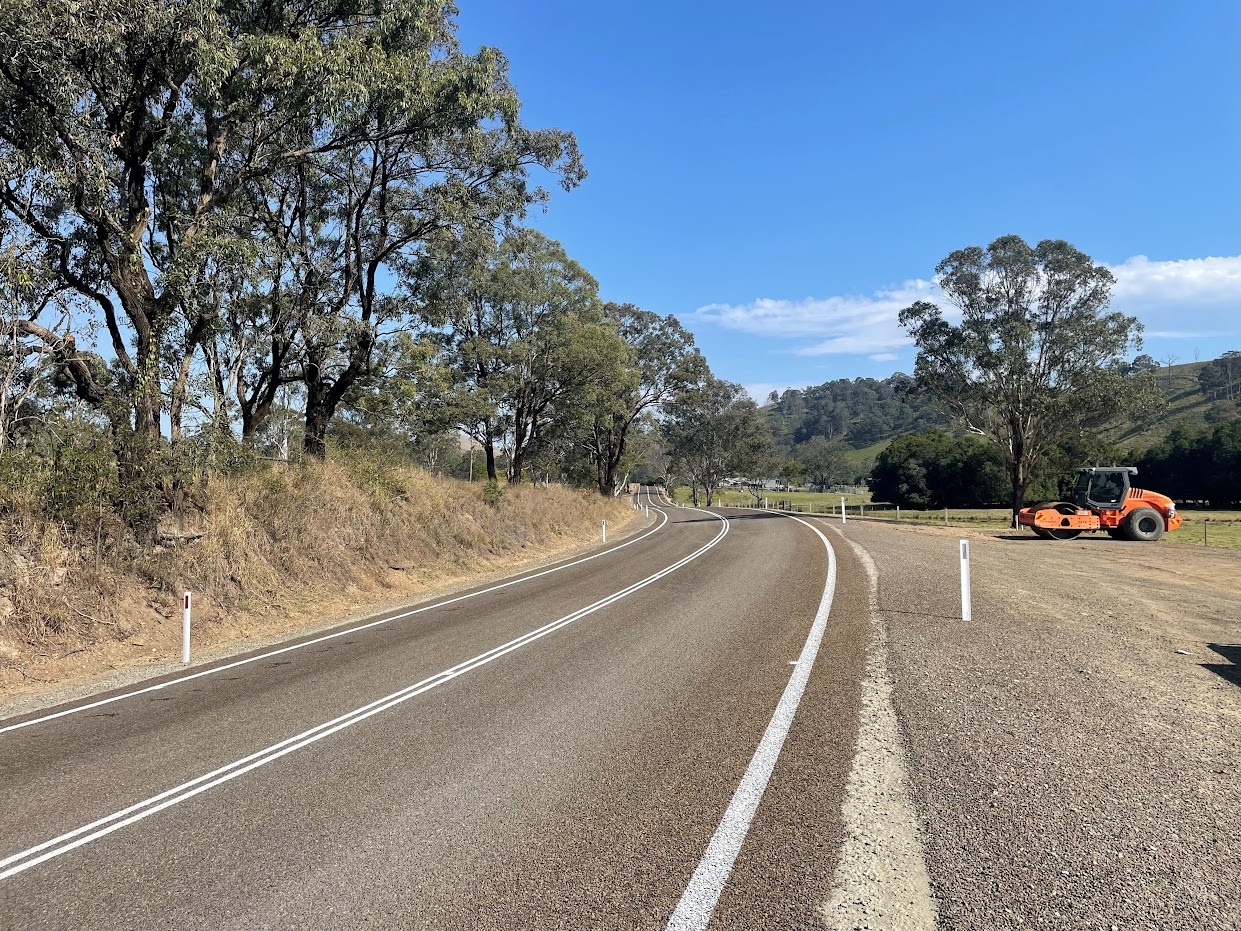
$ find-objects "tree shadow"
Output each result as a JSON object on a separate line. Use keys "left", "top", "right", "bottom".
{"left": 1203, "top": 644, "right": 1241, "bottom": 687}
{"left": 994, "top": 533, "right": 1121, "bottom": 543}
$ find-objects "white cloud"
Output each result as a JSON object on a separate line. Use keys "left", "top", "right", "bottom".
{"left": 868, "top": 352, "right": 899, "bottom": 362}
{"left": 695, "top": 279, "right": 938, "bottom": 357}
{"left": 694, "top": 254, "right": 1241, "bottom": 357}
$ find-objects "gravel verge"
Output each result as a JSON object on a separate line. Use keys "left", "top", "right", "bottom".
{"left": 835, "top": 520, "right": 1241, "bottom": 931}
{"left": 819, "top": 529, "right": 938, "bottom": 931}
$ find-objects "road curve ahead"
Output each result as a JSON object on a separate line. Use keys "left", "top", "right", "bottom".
{"left": 0, "top": 489, "right": 870, "bottom": 930}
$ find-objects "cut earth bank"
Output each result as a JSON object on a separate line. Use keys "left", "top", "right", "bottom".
{"left": 0, "top": 465, "right": 638, "bottom": 720}
{"left": 832, "top": 518, "right": 1241, "bottom": 930}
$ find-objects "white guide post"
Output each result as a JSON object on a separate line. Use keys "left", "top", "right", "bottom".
{"left": 602, "top": 520, "right": 607, "bottom": 543}
{"left": 896, "top": 505, "right": 900, "bottom": 521}
{"left": 840, "top": 496, "right": 847, "bottom": 525}
{"left": 959, "top": 540, "right": 972, "bottom": 622}
{"left": 181, "top": 592, "right": 192, "bottom": 664}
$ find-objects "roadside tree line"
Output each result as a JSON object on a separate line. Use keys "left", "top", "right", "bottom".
{"left": 0, "top": 0, "right": 742, "bottom": 536}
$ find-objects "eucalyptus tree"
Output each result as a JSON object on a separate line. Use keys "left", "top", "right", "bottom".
{"left": 582, "top": 303, "right": 705, "bottom": 496}
{"left": 418, "top": 229, "right": 623, "bottom": 482}
{"left": 796, "top": 435, "right": 849, "bottom": 491}
{"left": 899, "top": 235, "right": 1159, "bottom": 514}
{"left": 0, "top": 0, "right": 583, "bottom": 481}
{"left": 663, "top": 377, "right": 776, "bottom": 506}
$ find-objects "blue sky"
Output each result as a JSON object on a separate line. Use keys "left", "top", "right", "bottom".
{"left": 456, "top": 1, "right": 1241, "bottom": 399}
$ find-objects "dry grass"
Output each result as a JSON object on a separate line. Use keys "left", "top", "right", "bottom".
{"left": 0, "top": 462, "right": 631, "bottom": 692}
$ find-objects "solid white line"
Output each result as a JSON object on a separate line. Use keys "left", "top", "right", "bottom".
{"left": 0, "top": 500, "right": 669, "bottom": 736}
{"left": 665, "top": 511, "right": 837, "bottom": 931}
{"left": 0, "top": 501, "right": 725, "bottom": 882}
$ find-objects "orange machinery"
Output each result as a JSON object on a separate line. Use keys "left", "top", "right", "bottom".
{"left": 1016, "top": 466, "right": 1181, "bottom": 541}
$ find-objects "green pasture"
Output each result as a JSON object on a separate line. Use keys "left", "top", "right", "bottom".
{"left": 1165, "top": 510, "right": 1241, "bottom": 550}
{"left": 662, "top": 487, "right": 1241, "bottom": 550}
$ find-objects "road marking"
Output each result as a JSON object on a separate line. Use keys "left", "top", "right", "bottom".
{"left": 0, "top": 496, "right": 669, "bottom": 736}
{"left": 0, "top": 501, "right": 725, "bottom": 882}
{"left": 665, "top": 511, "right": 837, "bottom": 931}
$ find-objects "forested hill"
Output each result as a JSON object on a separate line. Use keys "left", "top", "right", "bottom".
{"left": 766, "top": 351, "right": 1240, "bottom": 465}
{"left": 765, "top": 375, "right": 948, "bottom": 454}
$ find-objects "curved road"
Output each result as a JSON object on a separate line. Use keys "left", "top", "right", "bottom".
{"left": 0, "top": 490, "right": 871, "bottom": 930}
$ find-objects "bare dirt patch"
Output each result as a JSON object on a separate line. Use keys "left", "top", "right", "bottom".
{"left": 841, "top": 519, "right": 1241, "bottom": 930}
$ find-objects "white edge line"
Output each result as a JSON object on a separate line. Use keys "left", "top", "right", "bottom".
{"left": 0, "top": 491, "right": 669, "bottom": 735}
{"left": 664, "top": 509, "right": 837, "bottom": 931}
{"left": 0, "top": 498, "right": 726, "bottom": 881}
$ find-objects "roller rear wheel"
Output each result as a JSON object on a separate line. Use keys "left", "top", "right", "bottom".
{"left": 1121, "top": 507, "right": 1164, "bottom": 542}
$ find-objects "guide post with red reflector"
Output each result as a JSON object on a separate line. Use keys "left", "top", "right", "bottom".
{"left": 182, "top": 592, "right": 192, "bottom": 664}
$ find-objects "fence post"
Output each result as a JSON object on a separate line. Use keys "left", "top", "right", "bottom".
{"left": 959, "top": 540, "right": 972, "bottom": 622}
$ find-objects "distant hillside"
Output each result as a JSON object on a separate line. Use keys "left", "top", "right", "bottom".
{"left": 769, "top": 352, "right": 1240, "bottom": 471}
{"left": 765, "top": 375, "right": 947, "bottom": 454}
{"left": 1108, "top": 355, "right": 1240, "bottom": 452}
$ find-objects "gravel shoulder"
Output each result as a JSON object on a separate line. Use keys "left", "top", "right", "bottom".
{"left": 835, "top": 519, "right": 1241, "bottom": 930}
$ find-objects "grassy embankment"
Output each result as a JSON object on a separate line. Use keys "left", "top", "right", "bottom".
{"left": 0, "top": 461, "right": 634, "bottom": 697}
{"left": 670, "top": 488, "right": 1241, "bottom": 549}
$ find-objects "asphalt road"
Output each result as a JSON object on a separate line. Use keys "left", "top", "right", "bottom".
{"left": 0, "top": 489, "right": 870, "bottom": 930}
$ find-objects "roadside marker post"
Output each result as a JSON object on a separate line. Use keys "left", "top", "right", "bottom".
{"left": 959, "top": 540, "right": 972, "bottom": 622}
{"left": 181, "top": 592, "right": 192, "bottom": 664}
{"left": 602, "top": 520, "right": 607, "bottom": 544}
{"left": 840, "top": 497, "right": 846, "bottom": 525}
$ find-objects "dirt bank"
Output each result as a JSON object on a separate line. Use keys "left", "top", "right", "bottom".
{"left": 0, "top": 463, "right": 636, "bottom": 713}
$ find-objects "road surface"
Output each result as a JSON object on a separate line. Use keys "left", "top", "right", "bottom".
{"left": 0, "top": 490, "right": 874, "bottom": 930}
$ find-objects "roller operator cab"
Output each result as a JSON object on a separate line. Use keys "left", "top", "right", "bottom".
{"left": 1016, "top": 467, "right": 1182, "bottom": 541}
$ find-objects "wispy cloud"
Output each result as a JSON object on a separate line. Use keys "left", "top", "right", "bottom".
{"left": 695, "top": 254, "right": 1241, "bottom": 357}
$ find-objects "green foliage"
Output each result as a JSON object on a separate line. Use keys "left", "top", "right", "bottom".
{"left": 870, "top": 432, "right": 1009, "bottom": 508}
{"left": 415, "top": 228, "right": 623, "bottom": 484}
{"left": 663, "top": 377, "right": 776, "bottom": 505}
{"left": 795, "top": 436, "right": 850, "bottom": 490}
{"left": 1136, "top": 421, "right": 1241, "bottom": 506}
{"left": 482, "top": 480, "right": 505, "bottom": 507}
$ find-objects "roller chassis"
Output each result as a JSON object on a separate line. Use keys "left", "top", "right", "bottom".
{"left": 1016, "top": 467, "right": 1181, "bottom": 542}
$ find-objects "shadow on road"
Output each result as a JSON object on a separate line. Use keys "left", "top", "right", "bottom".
{"left": 664, "top": 512, "right": 786, "bottom": 524}
{"left": 994, "top": 533, "right": 1127, "bottom": 544}
{"left": 1203, "top": 644, "right": 1241, "bottom": 687}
